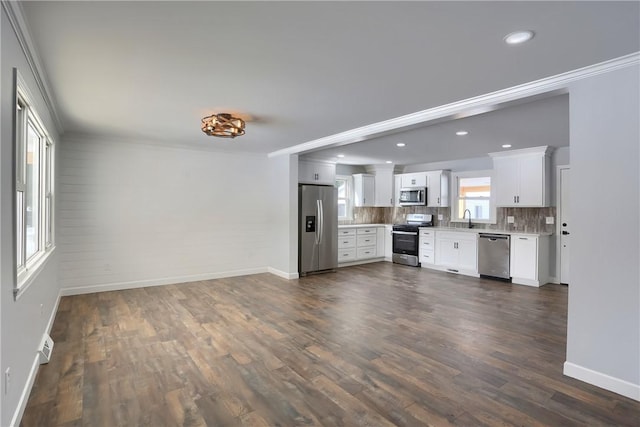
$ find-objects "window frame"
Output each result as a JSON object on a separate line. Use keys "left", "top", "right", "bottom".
{"left": 451, "top": 170, "right": 496, "bottom": 225}
{"left": 14, "top": 69, "right": 55, "bottom": 298}
{"left": 335, "top": 175, "right": 354, "bottom": 221}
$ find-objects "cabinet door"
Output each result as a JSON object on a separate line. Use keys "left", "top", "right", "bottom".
{"left": 374, "top": 170, "right": 394, "bottom": 207}
{"left": 401, "top": 173, "right": 427, "bottom": 188}
{"left": 299, "top": 160, "right": 335, "bottom": 185}
{"left": 457, "top": 237, "right": 478, "bottom": 272}
{"left": 494, "top": 157, "right": 520, "bottom": 206}
{"left": 517, "top": 155, "right": 544, "bottom": 206}
{"left": 435, "top": 236, "right": 458, "bottom": 267}
{"left": 394, "top": 174, "right": 402, "bottom": 206}
{"left": 353, "top": 174, "right": 375, "bottom": 207}
{"left": 384, "top": 226, "right": 393, "bottom": 259}
{"left": 426, "top": 171, "right": 449, "bottom": 207}
{"left": 510, "top": 236, "right": 538, "bottom": 280}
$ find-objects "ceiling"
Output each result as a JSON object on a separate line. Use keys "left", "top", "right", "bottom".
{"left": 301, "top": 93, "right": 570, "bottom": 165}
{"left": 19, "top": 1, "right": 639, "bottom": 158}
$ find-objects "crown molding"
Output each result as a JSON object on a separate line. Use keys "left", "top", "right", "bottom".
{"left": 2, "top": 0, "right": 64, "bottom": 134}
{"left": 268, "top": 52, "right": 640, "bottom": 158}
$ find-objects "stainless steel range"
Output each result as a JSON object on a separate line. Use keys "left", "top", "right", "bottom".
{"left": 392, "top": 214, "right": 433, "bottom": 266}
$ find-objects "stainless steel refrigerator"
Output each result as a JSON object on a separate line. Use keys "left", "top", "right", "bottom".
{"left": 299, "top": 184, "right": 338, "bottom": 276}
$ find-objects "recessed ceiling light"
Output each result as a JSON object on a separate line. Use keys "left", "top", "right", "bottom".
{"left": 502, "top": 144, "right": 512, "bottom": 148}
{"left": 385, "top": 161, "right": 393, "bottom": 164}
{"left": 456, "top": 130, "right": 469, "bottom": 136}
{"left": 337, "top": 154, "right": 345, "bottom": 158}
{"left": 396, "top": 143, "right": 406, "bottom": 147}
{"left": 504, "top": 30, "right": 535, "bottom": 45}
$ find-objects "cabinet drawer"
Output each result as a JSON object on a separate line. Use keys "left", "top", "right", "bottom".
{"left": 338, "top": 228, "right": 356, "bottom": 236}
{"left": 356, "top": 227, "right": 377, "bottom": 235}
{"left": 357, "top": 247, "right": 377, "bottom": 259}
{"left": 338, "top": 236, "right": 356, "bottom": 249}
{"left": 419, "top": 229, "right": 435, "bottom": 238}
{"left": 356, "top": 234, "right": 377, "bottom": 247}
{"left": 420, "top": 250, "right": 435, "bottom": 265}
{"left": 338, "top": 249, "right": 356, "bottom": 262}
{"left": 419, "top": 237, "right": 436, "bottom": 251}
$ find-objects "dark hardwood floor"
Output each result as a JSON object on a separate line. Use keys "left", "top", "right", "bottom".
{"left": 21, "top": 263, "right": 640, "bottom": 426}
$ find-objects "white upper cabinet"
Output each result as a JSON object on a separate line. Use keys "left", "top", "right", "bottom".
{"left": 490, "top": 146, "right": 552, "bottom": 207}
{"left": 399, "top": 172, "right": 427, "bottom": 188}
{"left": 299, "top": 160, "right": 336, "bottom": 185}
{"left": 353, "top": 174, "right": 375, "bottom": 207}
{"left": 373, "top": 169, "right": 394, "bottom": 207}
{"left": 426, "top": 170, "right": 450, "bottom": 207}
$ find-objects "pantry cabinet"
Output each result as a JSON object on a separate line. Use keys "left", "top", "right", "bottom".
{"left": 490, "top": 146, "right": 552, "bottom": 207}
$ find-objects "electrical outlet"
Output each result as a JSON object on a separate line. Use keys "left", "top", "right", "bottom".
{"left": 546, "top": 216, "right": 555, "bottom": 225}
{"left": 438, "top": 214, "right": 443, "bottom": 221}
{"left": 507, "top": 216, "right": 515, "bottom": 224}
{"left": 5, "top": 368, "right": 10, "bottom": 395}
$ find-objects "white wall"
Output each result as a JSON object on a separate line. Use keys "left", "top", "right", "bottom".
{"left": 58, "top": 136, "right": 272, "bottom": 293}
{"left": 267, "top": 154, "right": 298, "bottom": 278}
{"left": 402, "top": 155, "right": 493, "bottom": 174}
{"left": 1, "top": 7, "right": 61, "bottom": 426}
{"left": 565, "top": 64, "right": 639, "bottom": 400}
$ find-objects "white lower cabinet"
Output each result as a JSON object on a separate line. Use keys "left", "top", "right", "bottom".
{"left": 338, "top": 226, "right": 385, "bottom": 265}
{"left": 419, "top": 228, "right": 435, "bottom": 266}
{"left": 434, "top": 231, "right": 478, "bottom": 276}
{"left": 510, "top": 234, "right": 549, "bottom": 286}
{"left": 384, "top": 225, "right": 393, "bottom": 260}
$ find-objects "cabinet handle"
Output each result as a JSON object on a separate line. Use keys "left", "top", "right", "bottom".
{"left": 517, "top": 195, "right": 520, "bottom": 203}
{"left": 514, "top": 195, "right": 517, "bottom": 203}
{"left": 437, "top": 197, "right": 440, "bottom": 204}
{"left": 519, "top": 237, "right": 528, "bottom": 240}
{"left": 390, "top": 198, "right": 393, "bottom": 205}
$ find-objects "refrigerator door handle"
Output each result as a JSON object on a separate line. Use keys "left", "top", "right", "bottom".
{"left": 318, "top": 199, "right": 324, "bottom": 244}
{"left": 315, "top": 200, "right": 321, "bottom": 245}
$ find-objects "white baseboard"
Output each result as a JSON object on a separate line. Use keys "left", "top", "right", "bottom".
{"left": 564, "top": 361, "right": 640, "bottom": 401}
{"left": 338, "top": 257, "right": 385, "bottom": 268}
{"left": 60, "top": 267, "right": 268, "bottom": 296}
{"left": 10, "top": 290, "right": 62, "bottom": 427}
{"left": 267, "top": 267, "right": 299, "bottom": 280}
{"left": 511, "top": 277, "right": 541, "bottom": 287}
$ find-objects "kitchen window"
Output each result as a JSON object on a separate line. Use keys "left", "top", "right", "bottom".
{"left": 452, "top": 170, "right": 495, "bottom": 224}
{"left": 336, "top": 175, "right": 353, "bottom": 220}
{"left": 14, "top": 70, "right": 55, "bottom": 297}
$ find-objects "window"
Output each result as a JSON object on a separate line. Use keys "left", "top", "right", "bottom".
{"left": 335, "top": 175, "right": 353, "bottom": 220}
{"left": 14, "top": 69, "right": 55, "bottom": 295}
{"left": 452, "top": 170, "right": 495, "bottom": 223}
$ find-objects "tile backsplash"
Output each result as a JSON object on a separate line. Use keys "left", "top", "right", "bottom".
{"left": 340, "top": 206, "right": 556, "bottom": 234}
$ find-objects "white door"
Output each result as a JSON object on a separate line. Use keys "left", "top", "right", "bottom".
{"left": 560, "top": 168, "right": 570, "bottom": 284}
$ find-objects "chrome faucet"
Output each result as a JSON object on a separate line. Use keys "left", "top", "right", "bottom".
{"left": 463, "top": 209, "right": 473, "bottom": 228}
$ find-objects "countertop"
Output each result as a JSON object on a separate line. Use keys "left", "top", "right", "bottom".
{"left": 338, "top": 223, "right": 551, "bottom": 237}
{"left": 338, "top": 224, "right": 389, "bottom": 228}
{"left": 420, "top": 226, "right": 552, "bottom": 237}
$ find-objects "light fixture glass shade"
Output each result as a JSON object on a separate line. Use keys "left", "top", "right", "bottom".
{"left": 201, "top": 113, "right": 246, "bottom": 138}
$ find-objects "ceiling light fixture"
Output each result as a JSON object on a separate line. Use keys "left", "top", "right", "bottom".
{"left": 385, "top": 161, "right": 393, "bottom": 164}
{"left": 396, "top": 143, "right": 406, "bottom": 147}
{"left": 502, "top": 144, "right": 512, "bottom": 148}
{"left": 337, "top": 154, "right": 345, "bottom": 158}
{"left": 456, "top": 130, "right": 469, "bottom": 136}
{"left": 201, "top": 113, "right": 245, "bottom": 138}
{"left": 504, "top": 30, "right": 535, "bottom": 45}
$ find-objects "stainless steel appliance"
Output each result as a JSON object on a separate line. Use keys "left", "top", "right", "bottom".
{"left": 299, "top": 184, "right": 338, "bottom": 276}
{"left": 478, "top": 233, "right": 511, "bottom": 280}
{"left": 392, "top": 214, "right": 433, "bottom": 266}
{"left": 399, "top": 188, "right": 427, "bottom": 206}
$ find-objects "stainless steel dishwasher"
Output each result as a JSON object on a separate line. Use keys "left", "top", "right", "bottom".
{"left": 478, "top": 233, "right": 511, "bottom": 280}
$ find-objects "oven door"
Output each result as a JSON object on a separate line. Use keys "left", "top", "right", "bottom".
{"left": 392, "top": 231, "right": 419, "bottom": 256}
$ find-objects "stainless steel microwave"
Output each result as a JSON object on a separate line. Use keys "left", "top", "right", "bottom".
{"left": 399, "top": 188, "right": 427, "bottom": 206}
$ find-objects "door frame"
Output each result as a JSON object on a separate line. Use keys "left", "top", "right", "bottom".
{"left": 556, "top": 165, "right": 570, "bottom": 284}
